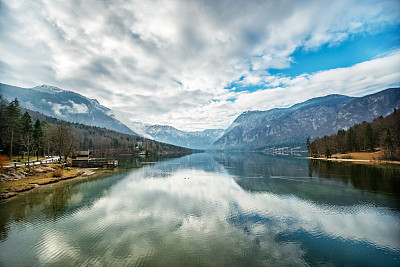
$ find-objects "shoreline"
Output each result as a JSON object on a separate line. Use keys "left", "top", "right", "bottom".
{"left": 307, "top": 156, "right": 400, "bottom": 165}
{"left": 0, "top": 165, "right": 109, "bottom": 200}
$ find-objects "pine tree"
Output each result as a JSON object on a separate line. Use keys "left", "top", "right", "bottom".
{"left": 384, "top": 129, "right": 394, "bottom": 154}
{"left": 5, "top": 99, "right": 22, "bottom": 159}
{"left": 21, "top": 112, "right": 34, "bottom": 172}
{"left": 347, "top": 128, "right": 356, "bottom": 152}
{"left": 364, "top": 123, "right": 373, "bottom": 151}
{"left": 306, "top": 137, "right": 311, "bottom": 155}
{"left": 0, "top": 95, "right": 8, "bottom": 151}
{"left": 325, "top": 147, "right": 332, "bottom": 158}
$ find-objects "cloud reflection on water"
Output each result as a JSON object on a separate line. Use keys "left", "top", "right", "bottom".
{"left": 0, "top": 153, "right": 399, "bottom": 266}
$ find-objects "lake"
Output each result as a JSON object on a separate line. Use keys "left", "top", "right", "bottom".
{"left": 1, "top": 153, "right": 399, "bottom": 266}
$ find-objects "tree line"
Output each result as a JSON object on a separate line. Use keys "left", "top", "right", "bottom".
{"left": 0, "top": 95, "right": 192, "bottom": 166}
{"left": 0, "top": 96, "right": 82, "bottom": 167}
{"left": 307, "top": 109, "right": 400, "bottom": 160}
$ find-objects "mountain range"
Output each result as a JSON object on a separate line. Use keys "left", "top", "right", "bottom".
{"left": 1, "top": 83, "right": 399, "bottom": 151}
{"left": 0, "top": 83, "right": 223, "bottom": 149}
{"left": 129, "top": 123, "right": 224, "bottom": 150}
{"left": 214, "top": 88, "right": 400, "bottom": 150}
{"left": 111, "top": 116, "right": 225, "bottom": 150}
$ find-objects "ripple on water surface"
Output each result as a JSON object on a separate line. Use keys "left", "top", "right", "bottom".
{"left": 0, "top": 153, "right": 399, "bottom": 266}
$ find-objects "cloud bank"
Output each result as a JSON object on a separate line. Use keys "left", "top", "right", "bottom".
{"left": 51, "top": 100, "right": 89, "bottom": 117}
{"left": 0, "top": 0, "right": 399, "bottom": 130}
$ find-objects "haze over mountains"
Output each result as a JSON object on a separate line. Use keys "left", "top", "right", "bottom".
{"left": 1, "top": 83, "right": 399, "bottom": 150}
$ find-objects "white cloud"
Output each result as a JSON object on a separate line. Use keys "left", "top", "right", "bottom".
{"left": 51, "top": 101, "right": 89, "bottom": 116}
{"left": 0, "top": 0, "right": 399, "bottom": 130}
{"left": 115, "top": 50, "right": 400, "bottom": 131}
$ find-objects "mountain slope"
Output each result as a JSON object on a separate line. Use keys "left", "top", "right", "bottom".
{"left": 332, "top": 88, "right": 400, "bottom": 131}
{"left": 214, "top": 88, "right": 400, "bottom": 150}
{"left": 0, "top": 83, "right": 137, "bottom": 135}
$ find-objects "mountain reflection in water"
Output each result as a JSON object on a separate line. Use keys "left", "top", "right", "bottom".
{"left": 213, "top": 152, "right": 400, "bottom": 208}
{"left": 0, "top": 153, "right": 399, "bottom": 266}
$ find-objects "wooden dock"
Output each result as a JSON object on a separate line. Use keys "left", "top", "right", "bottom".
{"left": 70, "top": 159, "right": 118, "bottom": 168}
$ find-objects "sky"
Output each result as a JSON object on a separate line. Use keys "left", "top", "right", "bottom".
{"left": 0, "top": 0, "right": 399, "bottom": 131}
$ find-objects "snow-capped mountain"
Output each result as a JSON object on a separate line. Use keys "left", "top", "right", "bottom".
{"left": 213, "top": 88, "right": 400, "bottom": 150}
{"left": 112, "top": 111, "right": 224, "bottom": 149}
{"left": 0, "top": 83, "right": 137, "bottom": 135}
{"left": 142, "top": 125, "right": 225, "bottom": 150}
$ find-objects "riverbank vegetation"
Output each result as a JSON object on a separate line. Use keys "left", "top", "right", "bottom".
{"left": 307, "top": 110, "right": 400, "bottom": 161}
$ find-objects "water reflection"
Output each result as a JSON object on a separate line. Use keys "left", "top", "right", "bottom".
{"left": 214, "top": 152, "right": 400, "bottom": 209}
{"left": 0, "top": 153, "right": 399, "bottom": 266}
{"left": 309, "top": 159, "right": 400, "bottom": 195}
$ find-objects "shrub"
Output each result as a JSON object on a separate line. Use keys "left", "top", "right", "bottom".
{"left": 52, "top": 169, "right": 63, "bottom": 177}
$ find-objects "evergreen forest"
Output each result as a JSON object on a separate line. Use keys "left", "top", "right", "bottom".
{"left": 307, "top": 109, "right": 400, "bottom": 160}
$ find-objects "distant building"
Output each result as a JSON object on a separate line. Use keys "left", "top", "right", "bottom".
{"left": 72, "top": 150, "right": 92, "bottom": 160}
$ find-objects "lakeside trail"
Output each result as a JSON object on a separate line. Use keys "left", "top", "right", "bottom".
{"left": 0, "top": 164, "right": 109, "bottom": 200}
{"left": 308, "top": 151, "right": 400, "bottom": 165}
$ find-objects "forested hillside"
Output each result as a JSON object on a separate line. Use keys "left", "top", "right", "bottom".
{"left": 214, "top": 88, "right": 399, "bottom": 150}
{"left": 307, "top": 109, "right": 400, "bottom": 160}
{"left": 0, "top": 95, "right": 192, "bottom": 162}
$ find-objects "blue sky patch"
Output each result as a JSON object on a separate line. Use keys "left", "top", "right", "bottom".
{"left": 269, "top": 24, "right": 400, "bottom": 77}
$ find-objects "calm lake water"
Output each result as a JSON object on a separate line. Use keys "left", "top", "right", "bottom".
{"left": 1, "top": 153, "right": 399, "bottom": 266}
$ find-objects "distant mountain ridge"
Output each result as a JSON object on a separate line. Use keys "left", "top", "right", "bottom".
{"left": 0, "top": 83, "right": 137, "bottom": 136}
{"left": 143, "top": 125, "right": 225, "bottom": 150}
{"left": 114, "top": 116, "right": 225, "bottom": 150}
{"left": 213, "top": 88, "right": 400, "bottom": 150}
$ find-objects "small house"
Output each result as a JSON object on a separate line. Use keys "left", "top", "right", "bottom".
{"left": 72, "top": 150, "right": 92, "bottom": 160}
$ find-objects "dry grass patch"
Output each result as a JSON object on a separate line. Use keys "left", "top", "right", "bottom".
{"left": 0, "top": 165, "right": 83, "bottom": 196}
{"left": 333, "top": 151, "right": 384, "bottom": 161}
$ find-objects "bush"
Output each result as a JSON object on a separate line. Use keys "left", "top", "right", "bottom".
{"left": 341, "top": 154, "right": 354, "bottom": 159}
{"left": 52, "top": 169, "right": 63, "bottom": 177}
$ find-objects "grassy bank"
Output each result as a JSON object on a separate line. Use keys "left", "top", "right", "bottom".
{"left": 309, "top": 151, "right": 400, "bottom": 165}
{"left": 0, "top": 164, "right": 103, "bottom": 199}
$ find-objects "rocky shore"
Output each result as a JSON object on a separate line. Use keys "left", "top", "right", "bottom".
{"left": 0, "top": 164, "right": 101, "bottom": 199}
